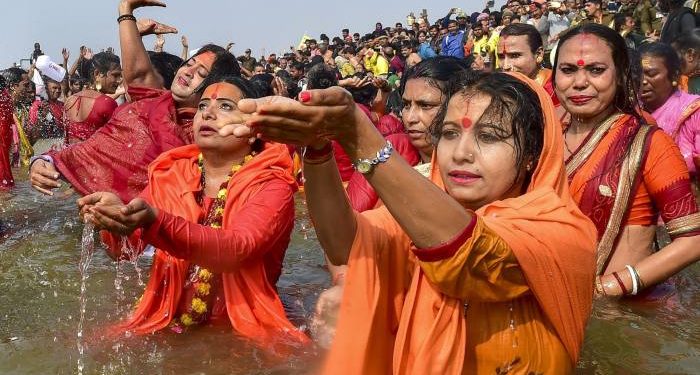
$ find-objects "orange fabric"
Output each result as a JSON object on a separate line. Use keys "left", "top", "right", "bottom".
{"left": 323, "top": 73, "right": 596, "bottom": 374}
{"left": 111, "top": 142, "right": 309, "bottom": 351}
{"left": 679, "top": 75, "right": 689, "bottom": 93}
{"left": 569, "top": 116, "right": 692, "bottom": 227}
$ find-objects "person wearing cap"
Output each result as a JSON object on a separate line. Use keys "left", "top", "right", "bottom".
{"left": 237, "top": 49, "right": 257, "bottom": 73}
{"left": 456, "top": 11, "right": 470, "bottom": 31}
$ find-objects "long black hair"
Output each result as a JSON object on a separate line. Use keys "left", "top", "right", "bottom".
{"left": 431, "top": 71, "right": 544, "bottom": 189}
{"left": 398, "top": 56, "right": 472, "bottom": 98}
{"left": 88, "top": 52, "right": 121, "bottom": 84}
{"left": 553, "top": 23, "right": 642, "bottom": 121}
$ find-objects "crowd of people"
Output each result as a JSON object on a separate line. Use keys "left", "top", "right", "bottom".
{"left": 1, "top": 0, "right": 699, "bottom": 373}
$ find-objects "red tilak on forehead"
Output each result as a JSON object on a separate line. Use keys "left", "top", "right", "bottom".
{"left": 461, "top": 117, "right": 473, "bottom": 129}
{"left": 578, "top": 33, "right": 590, "bottom": 67}
{"left": 208, "top": 83, "right": 226, "bottom": 100}
{"left": 501, "top": 35, "right": 509, "bottom": 54}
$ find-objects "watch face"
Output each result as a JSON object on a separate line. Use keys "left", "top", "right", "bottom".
{"left": 357, "top": 160, "right": 373, "bottom": 174}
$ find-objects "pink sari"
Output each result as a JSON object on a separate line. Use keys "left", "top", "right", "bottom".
{"left": 652, "top": 90, "right": 700, "bottom": 175}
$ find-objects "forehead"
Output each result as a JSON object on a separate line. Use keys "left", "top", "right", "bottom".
{"left": 445, "top": 92, "right": 494, "bottom": 121}
{"left": 498, "top": 35, "right": 531, "bottom": 51}
{"left": 558, "top": 34, "right": 613, "bottom": 63}
{"left": 403, "top": 78, "right": 442, "bottom": 101}
{"left": 202, "top": 82, "right": 244, "bottom": 100}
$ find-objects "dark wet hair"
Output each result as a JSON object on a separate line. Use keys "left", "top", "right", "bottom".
{"left": 306, "top": 63, "right": 338, "bottom": 90}
{"left": 431, "top": 71, "right": 544, "bottom": 189}
{"left": 148, "top": 51, "right": 183, "bottom": 90}
{"left": 500, "top": 23, "right": 543, "bottom": 54}
{"left": 248, "top": 73, "right": 275, "bottom": 97}
{"left": 1, "top": 67, "right": 27, "bottom": 86}
{"left": 385, "top": 89, "right": 403, "bottom": 117}
{"left": 672, "top": 28, "right": 700, "bottom": 53}
{"left": 398, "top": 56, "right": 471, "bottom": 98}
{"left": 89, "top": 52, "right": 121, "bottom": 84}
{"left": 639, "top": 42, "right": 681, "bottom": 82}
{"left": 553, "top": 24, "right": 641, "bottom": 121}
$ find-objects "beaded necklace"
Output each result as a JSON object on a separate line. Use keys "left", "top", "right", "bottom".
{"left": 171, "top": 152, "right": 253, "bottom": 332}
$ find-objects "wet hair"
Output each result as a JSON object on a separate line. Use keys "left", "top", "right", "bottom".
{"left": 249, "top": 73, "right": 275, "bottom": 97}
{"left": 398, "top": 56, "right": 472, "bottom": 99}
{"left": 627, "top": 48, "right": 643, "bottom": 93}
{"left": 147, "top": 51, "right": 184, "bottom": 90}
{"left": 499, "top": 23, "right": 543, "bottom": 54}
{"left": 385, "top": 89, "right": 403, "bottom": 117}
{"left": 88, "top": 52, "right": 121, "bottom": 84}
{"left": 553, "top": 24, "right": 641, "bottom": 120}
{"left": 1, "top": 67, "right": 27, "bottom": 86}
{"left": 306, "top": 63, "right": 338, "bottom": 89}
{"left": 431, "top": 71, "right": 544, "bottom": 189}
{"left": 672, "top": 28, "right": 700, "bottom": 54}
{"left": 638, "top": 42, "right": 681, "bottom": 82}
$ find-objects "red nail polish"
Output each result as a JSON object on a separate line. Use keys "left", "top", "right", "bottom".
{"left": 300, "top": 91, "right": 311, "bottom": 103}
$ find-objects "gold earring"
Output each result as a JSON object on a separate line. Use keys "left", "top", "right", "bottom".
{"left": 672, "top": 81, "right": 678, "bottom": 87}
{"left": 536, "top": 56, "right": 543, "bottom": 64}
{"left": 95, "top": 82, "right": 102, "bottom": 91}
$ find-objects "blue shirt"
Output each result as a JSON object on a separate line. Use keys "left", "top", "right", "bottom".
{"left": 440, "top": 31, "right": 465, "bottom": 58}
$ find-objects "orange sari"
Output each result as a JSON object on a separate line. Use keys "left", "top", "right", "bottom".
{"left": 106, "top": 142, "right": 309, "bottom": 351}
{"left": 323, "top": 73, "right": 596, "bottom": 374}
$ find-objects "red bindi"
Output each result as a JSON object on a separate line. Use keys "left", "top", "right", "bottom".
{"left": 577, "top": 59, "right": 585, "bottom": 67}
{"left": 461, "top": 117, "right": 473, "bottom": 129}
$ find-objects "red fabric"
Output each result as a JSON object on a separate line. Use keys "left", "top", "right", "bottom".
{"left": 105, "top": 142, "right": 309, "bottom": 350}
{"left": 48, "top": 85, "right": 195, "bottom": 202}
{"left": 542, "top": 74, "right": 560, "bottom": 107}
{"left": 27, "top": 99, "right": 65, "bottom": 141}
{"left": 376, "top": 114, "right": 405, "bottom": 136}
{"left": 332, "top": 140, "right": 355, "bottom": 182}
{"left": 0, "top": 90, "right": 13, "bottom": 187}
{"left": 347, "top": 133, "right": 421, "bottom": 211}
{"left": 65, "top": 94, "right": 118, "bottom": 142}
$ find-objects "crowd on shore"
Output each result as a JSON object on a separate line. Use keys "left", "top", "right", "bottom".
{"left": 1, "top": 0, "right": 700, "bottom": 373}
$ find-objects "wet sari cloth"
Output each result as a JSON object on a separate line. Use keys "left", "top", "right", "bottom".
{"left": 323, "top": 73, "right": 597, "bottom": 374}
{"left": 651, "top": 90, "right": 700, "bottom": 175}
{"left": 567, "top": 113, "right": 700, "bottom": 274}
{"left": 0, "top": 90, "right": 14, "bottom": 187}
{"left": 48, "top": 85, "right": 195, "bottom": 202}
{"left": 64, "top": 93, "right": 118, "bottom": 143}
{"left": 105, "top": 142, "right": 309, "bottom": 351}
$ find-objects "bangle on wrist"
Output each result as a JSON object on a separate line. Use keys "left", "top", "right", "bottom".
{"left": 303, "top": 141, "right": 334, "bottom": 164}
{"left": 612, "top": 271, "right": 629, "bottom": 296}
{"left": 117, "top": 14, "right": 136, "bottom": 23}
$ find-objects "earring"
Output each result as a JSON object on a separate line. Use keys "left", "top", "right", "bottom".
{"left": 672, "top": 81, "right": 678, "bottom": 87}
{"left": 95, "top": 82, "right": 102, "bottom": 92}
{"left": 526, "top": 162, "right": 534, "bottom": 171}
{"left": 536, "top": 56, "right": 543, "bottom": 64}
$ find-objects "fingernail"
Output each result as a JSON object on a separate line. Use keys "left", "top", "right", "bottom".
{"left": 300, "top": 91, "right": 311, "bottom": 103}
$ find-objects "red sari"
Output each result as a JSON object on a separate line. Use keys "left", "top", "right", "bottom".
{"left": 0, "top": 90, "right": 14, "bottom": 188}
{"left": 64, "top": 93, "right": 118, "bottom": 143}
{"left": 48, "top": 86, "right": 194, "bottom": 202}
{"left": 103, "top": 142, "right": 309, "bottom": 350}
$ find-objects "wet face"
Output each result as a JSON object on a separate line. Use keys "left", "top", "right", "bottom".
{"left": 194, "top": 82, "right": 249, "bottom": 153}
{"left": 437, "top": 93, "right": 525, "bottom": 210}
{"left": 171, "top": 52, "right": 214, "bottom": 104}
{"left": 96, "top": 66, "right": 123, "bottom": 94}
{"left": 640, "top": 54, "right": 675, "bottom": 111}
{"left": 46, "top": 81, "right": 62, "bottom": 101}
{"left": 554, "top": 33, "right": 617, "bottom": 120}
{"left": 497, "top": 35, "right": 541, "bottom": 79}
{"left": 401, "top": 78, "right": 443, "bottom": 157}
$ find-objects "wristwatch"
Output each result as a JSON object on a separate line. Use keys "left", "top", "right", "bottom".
{"left": 353, "top": 140, "right": 394, "bottom": 175}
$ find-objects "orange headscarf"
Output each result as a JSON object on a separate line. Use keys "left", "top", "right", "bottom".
{"left": 111, "top": 142, "right": 309, "bottom": 351}
{"left": 324, "top": 73, "right": 596, "bottom": 374}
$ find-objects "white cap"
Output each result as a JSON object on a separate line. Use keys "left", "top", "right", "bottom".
{"left": 35, "top": 55, "right": 66, "bottom": 82}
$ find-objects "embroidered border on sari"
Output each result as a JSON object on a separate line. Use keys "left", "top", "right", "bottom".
{"left": 666, "top": 212, "right": 700, "bottom": 238}
{"left": 672, "top": 98, "right": 700, "bottom": 140}
{"left": 595, "top": 124, "right": 653, "bottom": 274}
{"left": 566, "top": 113, "right": 625, "bottom": 179}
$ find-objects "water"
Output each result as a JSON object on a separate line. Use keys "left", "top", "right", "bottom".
{"left": 1, "top": 170, "right": 699, "bottom": 374}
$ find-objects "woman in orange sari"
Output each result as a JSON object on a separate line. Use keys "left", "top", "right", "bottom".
{"left": 77, "top": 76, "right": 308, "bottom": 351}
{"left": 554, "top": 24, "right": 700, "bottom": 298}
{"left": 225, "top": 71, "right": 596, "bottom": 373}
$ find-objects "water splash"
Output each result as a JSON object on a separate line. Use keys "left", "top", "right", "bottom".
{"left": 77, "top": 222, "right": 96, "bottom": 375}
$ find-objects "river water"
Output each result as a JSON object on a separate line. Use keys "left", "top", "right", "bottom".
{"left": 1, "top": 171, "right": 698, "bottom": 374}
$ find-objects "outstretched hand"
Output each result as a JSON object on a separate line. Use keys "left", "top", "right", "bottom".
{"left": 120, "top": 0, "right": 166, "bottom": 13}
{"left": 136, "top": 18, "right": 178, "bottom": 36}
{"left": 218, "top": 87, "right": 362, "bottom": 148}
{"left": 78, "top": 193, "right": 157, "bottom": 235}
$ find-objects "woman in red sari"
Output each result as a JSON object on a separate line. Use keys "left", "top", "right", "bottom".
{"left": 554, "top": 24, "right": 700, "bottom": 298}
{"left": 30, "top": 0, "right": 240, "bottom": 203}
{"left": 63, "top": 52, "right": 121, "bottom": 144}
{"left": 78, "top": 76, "right": 308, "bottom": 350}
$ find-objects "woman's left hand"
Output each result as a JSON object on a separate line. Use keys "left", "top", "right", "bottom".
{"left": 219, "top": 87, "right": 364, "bottom": 149}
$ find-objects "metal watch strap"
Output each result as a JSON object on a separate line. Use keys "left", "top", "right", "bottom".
{"left": 353, "top": 140, "right": 394, "bottom": 174}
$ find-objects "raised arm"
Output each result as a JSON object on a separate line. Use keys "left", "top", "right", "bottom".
{"left": 117, "top": 0, "right": 175, "bottom": 89}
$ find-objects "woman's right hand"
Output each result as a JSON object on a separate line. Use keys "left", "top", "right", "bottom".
{"left": 78, "top": 193, "right": 157, "bottom": 235}
{"left": 29, "top": 160, "right": 61, "bottom": 195}
{"left": 119, "top": 0, "right": 166, "bottom": 14}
